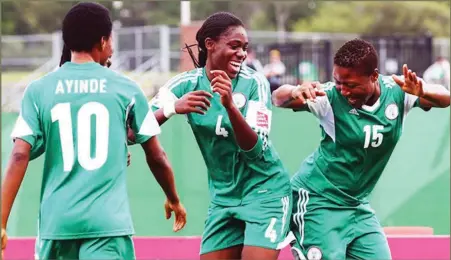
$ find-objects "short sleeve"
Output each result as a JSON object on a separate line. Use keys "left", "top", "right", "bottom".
{"left": 294, "top": 81, "right": 334, "bottom": 119}
{"left": 127, "top": 84, "right": 161, "bottom": 144}
{"left": 11, "top": 82, "right": 43, "bottom": 149}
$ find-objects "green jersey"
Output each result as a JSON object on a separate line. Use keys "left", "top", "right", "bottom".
{"left": 150, "top": 66, "right": 290, "bottom": 206}
{"left": 291, "top": 75, "right": 424, "bottom": 206}
{"left": 11, "top": 62, "right": 160, "bottom": 239}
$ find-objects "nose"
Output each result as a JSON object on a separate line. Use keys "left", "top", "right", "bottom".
{"left": 237, "top": 49, "right": 246, "bottom": 59}
{"left": 340, "top": 86, "right": 351, "bottom": 97}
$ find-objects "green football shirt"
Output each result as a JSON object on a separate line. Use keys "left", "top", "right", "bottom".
{"left": 11, "top": 61, "right": 161, "bottom": 239}
{"left": 291, "top": 75, "right": 424, "bottom": 206}
{"left": 150, "top": 66, "right": 291, "bottom": 206}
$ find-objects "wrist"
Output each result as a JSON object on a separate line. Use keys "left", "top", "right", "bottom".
{"left": 163, "top": 101, "right": 176, "bottom": 118}
{"left": 224, "top": 102, "right": 238, "bottom": 111}
{"left": 167, "top": 195, "right": 180, "bottom": 204}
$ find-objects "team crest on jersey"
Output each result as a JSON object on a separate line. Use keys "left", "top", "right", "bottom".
{"left": 307, "top": 246, "right": 322, "bottom": 260}
{"left": 385, "top": 103, "right": 399, "bottom": 120}
{"left": 232, "top": 92, "right": 247, "bottom": 109}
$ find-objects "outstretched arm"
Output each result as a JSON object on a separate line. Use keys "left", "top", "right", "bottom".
{"left": 393, "top": 64, "right": 450, "bottom": 108}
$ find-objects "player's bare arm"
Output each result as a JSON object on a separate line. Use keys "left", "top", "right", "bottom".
{"left": 272, "top": 82, "right": 326, "bottom": 109}
{"left": 140, "top": 136, "right": 187, "bottom": 232}
{"left": 154, "top": 90, "right": 212, "bottom": 125}
{"left": 393, "top": 64, "right": 450, "bottom": 108}
{"left": 1, "top": 139, "right": 32, "bottom": 255}
{"left": 211, "top": 70, "right": 258, "bottom": 151}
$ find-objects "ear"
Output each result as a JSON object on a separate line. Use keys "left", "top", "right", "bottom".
{"left": 205, "top": 37, "right": 215, "bottom": 51}
{"left": 371, "top": 69, "right": 379, "bottom": 82}
{"left": 98, "top": 36, "right": 107, "bottom": 52}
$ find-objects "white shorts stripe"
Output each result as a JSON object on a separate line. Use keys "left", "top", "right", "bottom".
{"left": 293, "top": 188, "right": 309, "bottom": 250}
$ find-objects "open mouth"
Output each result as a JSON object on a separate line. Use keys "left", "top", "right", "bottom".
{"left": 229, "top": 61, "right": 242, "bottom": 73}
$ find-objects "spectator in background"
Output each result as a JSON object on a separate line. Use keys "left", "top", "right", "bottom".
{"left": 423, "top": 56, "right": 450, "bottom": 90}
{"left": 298, "top": 60, "right": 319, "bottom": 83}
{"left": 264, "top": 49, "right": 286, "bottom": 92}
{"left": 244, "top": 48, "right": 264, "bottom": 73}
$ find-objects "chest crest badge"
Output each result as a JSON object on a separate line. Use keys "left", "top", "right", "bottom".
{"left": 232, "top": 92, "right": 247, "bottom": 109}
{"left": 385, "top": 103, "right": 399, "bottom": 120}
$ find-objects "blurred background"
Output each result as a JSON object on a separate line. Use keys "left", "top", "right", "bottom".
{"left": 1, "top": 0, "right": 449, "bottom": 241}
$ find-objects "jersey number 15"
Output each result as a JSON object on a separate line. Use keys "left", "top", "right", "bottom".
{"left": 51, "top": 102, "right": 109, "bottom": 171}
{"left": 363, "top": 124, "right": 384, "bottom": 148}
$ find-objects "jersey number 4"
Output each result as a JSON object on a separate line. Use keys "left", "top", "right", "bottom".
{"left": 51, "top": 102, "right": 109, "bottom": 171}
{"left": 215, "top": 115, "right": 229, "bottom": 137}
{"left": 363, "top": 125, "right": 384, "bottom": 148}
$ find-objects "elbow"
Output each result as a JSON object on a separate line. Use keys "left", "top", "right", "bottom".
{"left": 12, "top": 151, "right": 29, "bottom": 163}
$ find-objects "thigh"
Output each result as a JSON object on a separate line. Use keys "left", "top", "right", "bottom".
{"left": 290, "top": 187, "right": 351, "bottom": 260}
{"left": 37, "top": 239, "right": 80, "bottom": 260}
{"left": 347, "top": 231, "right": 391, "bottom": 260}
{"left": 200, "top": 245, "right": 243, "bottom": 260}
{"left": 79, "top": 236, "right": 135, "bottom": 260}
{"left": 239, "top": 194, "right": 293, "bottom": 252}
{"left": 347, "top": 209, "right": 391, "bottom": 260}
{"left": 200, "top": 203, "right": 245, "bottom": 255}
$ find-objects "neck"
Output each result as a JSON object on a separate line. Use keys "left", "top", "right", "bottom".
{"left": 71, "top": 52, "right": 97, "bottom": 64}
{"left": 205, "top": 62, "right": 215, "bottom": 81}
{"left": 365, "top": 80, "right": 381, "bottom": 106}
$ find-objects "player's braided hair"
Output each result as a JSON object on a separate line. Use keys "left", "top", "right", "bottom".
{"left": 185, "top": 12, "right": 244, "bottom": 68}
{"left": 62, "top": 2, "right": 112, "bottom": 53}
{"left": 334, "top": 38, "right": 379, "bottom": 76}
{"left": 59, "top": 44, "right": 71, "bottom": 66}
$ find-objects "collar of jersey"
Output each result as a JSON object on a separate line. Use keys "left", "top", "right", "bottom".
{"left": 61, "top": 61, "right": 103, "bottom": 70}
{"left": 201, "top": 67, "right": 239, "bottom": 90}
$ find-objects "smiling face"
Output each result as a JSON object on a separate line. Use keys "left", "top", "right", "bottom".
{"left": 205, "top": 25, "right": 248, "bottom": 79}
{"left": 333, "top": 65, "right": 379, "bottom": 108}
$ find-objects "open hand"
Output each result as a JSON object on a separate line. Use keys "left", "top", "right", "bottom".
{"left": 164, "top": 199, "right": 187, "bottom": 232}
{"left": 392, "top": 64, "right": 424, "bottom": 97}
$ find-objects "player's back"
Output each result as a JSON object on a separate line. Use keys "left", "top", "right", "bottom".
{"left": 29, "top": 62, "right": 139, "bottom": 239}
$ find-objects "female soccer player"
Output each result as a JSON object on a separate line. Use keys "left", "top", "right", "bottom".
{"left": 272, "top": 38, "right": 450, "bottom": 260}
{"left": 149, "top": 11, "right": 293, "bottom": 260}
{"left": 1, "top": 2, "right": 186, "bottom": 259}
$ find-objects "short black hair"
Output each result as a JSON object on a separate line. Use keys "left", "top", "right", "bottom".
{"left": 62, "top": 2, "right": 112, "bottom": 52}
{"left": 186, "top": 12, "right": 244, "bottom": 68}
{"left": 334, "top": 38, "right": 378, "bottom": 76}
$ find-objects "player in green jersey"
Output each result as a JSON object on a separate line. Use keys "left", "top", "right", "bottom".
{"left": 272, "top": 39, "right": 450, "bottom": 260}
{"left": 149, "top": 12, "right": 293, "bottom": 260}
{"left": 1, "top": 2, "right": 187, "bottom": 259}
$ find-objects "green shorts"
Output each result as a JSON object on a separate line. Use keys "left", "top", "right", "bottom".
{"left": 200, "top": 194, "right": 293, "bottom": 255}
{"left": 290, "top": 186, "right": 391, "bottom": 260}
{"left": 35, "top": 235, "right": 135, "bottom": 260}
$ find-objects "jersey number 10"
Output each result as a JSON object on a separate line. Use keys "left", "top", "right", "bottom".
{"left": 51, "top": 102, "right": 109, "bottom": 171}
{"left": 363, "top": 125, "right": 384, "bottom": 148}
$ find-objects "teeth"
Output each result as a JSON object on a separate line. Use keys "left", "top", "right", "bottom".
{"left": 230, "top": 61, "right": 241, "bottom": 67}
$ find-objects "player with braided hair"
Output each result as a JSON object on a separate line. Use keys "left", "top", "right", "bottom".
{"left": 2, "top": 2, "right": 186, "bottom": 259}
{"left": 149, "top": 11, "right": 293, "bottom": 260}
{"left": 273, "top": 38, "right": 450, "bottom": 260}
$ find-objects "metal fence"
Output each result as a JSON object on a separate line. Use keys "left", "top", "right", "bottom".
{"left": 1, "top": 26, "right": 450, "bottom": 111}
